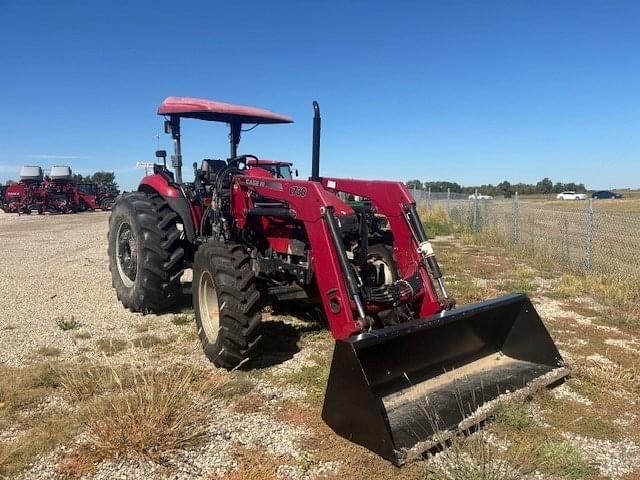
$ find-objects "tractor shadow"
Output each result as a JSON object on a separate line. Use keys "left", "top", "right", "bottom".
{"left": 244, "top": 303, "right": 326, "bottom": 370}
{"left": 172, "top": 282, "right": 325, "bottom": 370}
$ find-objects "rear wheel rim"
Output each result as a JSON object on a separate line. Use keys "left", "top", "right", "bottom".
{"left": 198, "top": 270, "right": 220, "bottom": 343}
{"left": 115, "top": 222, "right": 137, "bottom": 287}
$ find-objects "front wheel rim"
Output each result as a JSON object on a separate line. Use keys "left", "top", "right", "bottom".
{"left": 198, "top": 270, "right": 220, "bottom": 344}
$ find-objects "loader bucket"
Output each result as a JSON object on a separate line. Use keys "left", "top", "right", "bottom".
{"left": 322, "top": 293, "right": 566, "bottom": 465}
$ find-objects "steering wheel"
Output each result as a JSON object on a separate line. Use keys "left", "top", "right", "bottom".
{"left": 228, "top": 154, "right": 258, "bottom": 170}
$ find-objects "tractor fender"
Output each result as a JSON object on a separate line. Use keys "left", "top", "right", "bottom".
{"left": 138, "top": 174, "right": 197, "bottom": 241}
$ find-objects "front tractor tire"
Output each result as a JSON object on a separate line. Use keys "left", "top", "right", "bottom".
{"left": 108, "top": 192, "right": 185, "bottom": 313}
{"left": 193, "top": 241, "right": 262, "bottom": 369}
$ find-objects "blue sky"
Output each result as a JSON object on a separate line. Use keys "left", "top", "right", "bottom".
{"left": 1, "top": 1, "right": 638, "bottom": 190}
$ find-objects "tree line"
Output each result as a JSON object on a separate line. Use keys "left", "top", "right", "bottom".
{"left": 405, "top": 177, "right": 587, "bottom": 198}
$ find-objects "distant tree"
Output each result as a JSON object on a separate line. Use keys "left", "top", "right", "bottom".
{"left": 497, "top": 180, "right": 513, "bottom": 198}
{"left": 424, "top": 181, "right": 462, "bottom": 193}
{"left": 536, "top": 177, "right": 553, "bottom": 194}
{"left": 406, "top": 177, "right": 586, "bottom": 196}
{"left": 5, "top": 179, "right": 16, "bottom": 186}
{"left": 90, "top": 171, "right": 119, "bottom": 195}
{"left": 406, "top": 179, "right": 423, "bottom": 190}
{"left": 72, "top": 173, "right": 89, "bottom": 183}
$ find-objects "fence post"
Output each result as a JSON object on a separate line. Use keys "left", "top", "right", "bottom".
{"left": 427, "top": 187, "right": 431, "bottom": 211}
{"left": 412, "top": 187, "right": 417, "bottom": 201}
{"left": 512, "top": 191, "right": 519, "bottom": 243}
{"left": 585, "top": 198, "right": 593, "bottom": 272}
{"left": 473, "top": 188, "right": 479, "bottom": 233}
{"left": 446, "top": 188, "right": 451, "bottom": 215}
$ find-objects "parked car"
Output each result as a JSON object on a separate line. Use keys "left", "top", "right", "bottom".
{"left": 556, "top": 191, "right": 586, "bottom": 200}
{"left": 591, "top": 190, "right": 622, "bottom": 199}
{"left": 468, "top": 193, "right": 493, "bottom": 200}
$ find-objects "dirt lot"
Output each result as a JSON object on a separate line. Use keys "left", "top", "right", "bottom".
{"left": 1, "top": 211, "right": 639, "bottom": 479}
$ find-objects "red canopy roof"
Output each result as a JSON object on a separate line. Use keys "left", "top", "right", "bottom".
{"left": 158, "top": 97, "right": 293, "bottom": 124}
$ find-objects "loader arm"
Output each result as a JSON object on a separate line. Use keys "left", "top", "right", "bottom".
{"left": 231, "top": 175, "right": 365, "bottom": 339}
{"left": 319, "top": 177, "right": 444, "bottom": 317}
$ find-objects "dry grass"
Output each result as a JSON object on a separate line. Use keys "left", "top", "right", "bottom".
{"left": 36, "top": 346, "right": 62, "bottom": 357}
{"left": 553, "top": 273, "right": 640, "bottom": 308}
{"left": 418, "top": 205, "right": 463, "bottom": 238}
{"left": 80, "top": 363, "right": 208, "bottom": 461}
{"left": 569, "top": 357, "right": 639, "bottom": 395}
{"left": 208, "top": 446, "right": 285, "bottom": 480}
{"left": 132, "top": 333, "right": 174, "bottom": 349}
{"left": 55, "top": 446, "right": 101, "bottom": 477}
{"left": 95, "top": 337, "right": 128, "bottom": 355}
{"left": 0, "top": 410, "right": 78, "bottom": 478}
{"left": 73, "top": 330, "right": 92, "bottom": 340}
{"left": 0, "top": 358, "right": 225, "bottom": 476}
{"left": 426, "top": 430, "right": 532, "bottom": 480}
{"left": 0, "top": 362, "right": 78, "bottom": 477}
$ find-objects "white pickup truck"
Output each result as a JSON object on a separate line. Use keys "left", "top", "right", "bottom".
{"left": 556, "top": 191, "right": 587, "bottom": 200}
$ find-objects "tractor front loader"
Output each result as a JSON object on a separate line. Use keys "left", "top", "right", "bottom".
{"left": 108, "top": 96, "right": 566, "bottom": 465}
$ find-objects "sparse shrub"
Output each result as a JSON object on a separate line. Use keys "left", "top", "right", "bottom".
{"left": 55, "top": 316, "right": 80, "bottom": 331}
{"left": 493, "top": 402, "right": 533, "bottom": 431}
{"left": 214, "top": 375, "right": 254, "bottom": 400}
{"left": 426, "top": 431, "right": 529, "bottom": 480}
{"left": 536, "top": 440, "right": 592, "bottom": 478}
{"left": 133, "top": 322, "right": 150, "bottom": 333}
{"left": 73, "top": 331, "right": 91, "bottom": 340}
{"left": 172, "top": 313, "right": 193, "bottom": 326}
{"left": 95, "top": 337, "right": 128, "bottom": 355}
{"left": 37, "top": 346, "right": 62, "bottom": 357}
{"left": 82, "top": 365, "right": 208, "bottom": 460}
{"left": 569, "top": 358, "right": 639, "bottom": 394}
{"left": 61, "top": 363, "right": 133, "bottom": 400}
{"left": 132, "top": 334, "right": 173, "bottom": 349}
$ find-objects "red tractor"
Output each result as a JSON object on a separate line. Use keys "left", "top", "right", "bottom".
{"left": 108, "top": 97, "right": 565, "bottom": 464}
{"left": 76, "top": 183, "right": 115, "bottom": 210}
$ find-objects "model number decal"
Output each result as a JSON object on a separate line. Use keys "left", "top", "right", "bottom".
{"left": 289, "top": 186, "right": 307, "bottom": 197}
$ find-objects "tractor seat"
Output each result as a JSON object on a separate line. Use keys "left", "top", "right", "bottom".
{"left": 200, "top": 159, "right": 227, "bottom": 182}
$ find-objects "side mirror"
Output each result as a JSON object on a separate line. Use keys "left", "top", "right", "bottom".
{"left": 294, "top": 169, "right": 299, "bottom": 177}
{"left": 164, "top": 121, "right": 172, "bottom": 134}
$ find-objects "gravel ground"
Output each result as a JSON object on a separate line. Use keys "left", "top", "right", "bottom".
{"left": 0, "top": 211, "right": 186, "bottom": 365}
{"left": 2, "top": 211, "right": 639, "bottom": 479}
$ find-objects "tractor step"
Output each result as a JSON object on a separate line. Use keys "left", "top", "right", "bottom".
{"left": 321, "top": 293, "right": 567, "bottom": 465}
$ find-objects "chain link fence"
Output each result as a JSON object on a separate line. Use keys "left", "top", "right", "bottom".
{"left": 416, "top": 194, "right": 640, "bottom": 280}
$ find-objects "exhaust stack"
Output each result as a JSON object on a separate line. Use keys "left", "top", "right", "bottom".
{"left": 311, "top": 101, "right": 321, "bottom": 182}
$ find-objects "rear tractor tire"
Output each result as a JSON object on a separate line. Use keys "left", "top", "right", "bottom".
{"left": 192, "top": 241, "right": 262, "bottom": 369}
{"left": 108, "top": 192, "right": 185, "bottom": 313}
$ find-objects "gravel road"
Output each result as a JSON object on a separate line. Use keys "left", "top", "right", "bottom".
{"left": 0, "top": 211, "right": 185, "bottom": 365}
